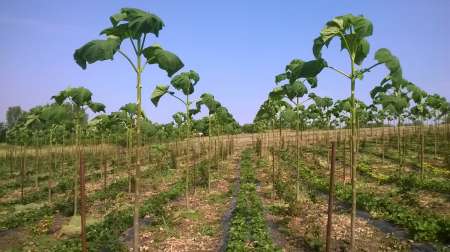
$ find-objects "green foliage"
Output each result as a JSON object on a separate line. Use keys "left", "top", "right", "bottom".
{"left": 75, "top": 7, "right": 184, "bottom": 77}
{"left": 384, "top": 174, "right": 450, "bottom": 195}
{"left": 142, "top": 45, "right": 184, "bottom": 77}
{"left": 170, "top": 70, "right": 200, "bottom": 96}
{"left": 109, "top": 8, "right": 164, "bottom": 37}
{"left": 52, "top": 87, "right": 105, "bottom": 113}
{"left": 0, "top": 203, "right": 53, "bottom": 231}
{"left": 374, "top": 48, "right": 402, "bottom": 82}
{"left": 6, "top": 106, "right": 24, "bottom": 128}
{"left": 52, "top": 180, "right": 184, "bottom": 251}
{"left": 0, "top": 122, "right": 6, "bottom": 142}
{"left": 278, "top": 149, "right": 450, "bottom": 244}
{"left": 197, "top": 93, "right": 221, "bottom": 115}
{"left": 74, "top": 37, "right": 121, "bottom": 69}
{"left": 313, "top": 14, "right": 373, "bottom": 65}
{"left": 151, "top": 85, "right": 171, "bottom": 106}
{"left": 191, "top": 160, "right": 209, "bottom": 187}
{"left": 274, "top": 58, "right": 325, "bottom": 104}
{"left": 227, "top": 149, "right": 280, "bottom": 251}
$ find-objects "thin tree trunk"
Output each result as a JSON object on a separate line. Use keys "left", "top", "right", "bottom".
{"left": 133, "top": 52, "right": 143, "bottom": 252}
{"left": 208, "top": 114, "right": 212, "bottom": 192}
{"left": 79, "top": 148, "right": 87, "bottom": 252}
{"left": 350, "top": 72, "right": 357, "bottom": 252}
{"left": 295, "top": 98, "right": 300, "bottom": 201}
{"left": 20, "top": 146, "right": 24, "bottom": 204}
{"left": 326, "top": 142, "right": 336, "bottom": 252}
{"left": 420, "top": 124, "right": 424, "bottom": 179}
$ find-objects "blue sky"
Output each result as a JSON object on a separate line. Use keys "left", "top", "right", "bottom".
{"left": 0, "top": 0, "right": 449, "bottom": 124}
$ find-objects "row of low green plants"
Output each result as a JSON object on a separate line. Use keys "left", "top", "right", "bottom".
{"left": 271, "top": 164, "right": 325, "bottom": 251}
{"left": 2, "top": 168, "right": 107, "bottom": 207}
{"left": 278, "top": 148, "right": 450, "bottom": 244}
{"left": 51, "top": 180, "right": 184, "bottom": 251}
{"left": 357, "top": 157, "right": 450, "bottom": 195}
{"left": 226, "top": 149, "right": 280, "bottom": 251}
{"left": 0, "top": 149, "right": 126, "bottom": 203}
{"left": 360, "top": 140, "right": 448, "bottom": 172}
{"left": 309, "top": 140, "right": 450, "bottom": 194}
{"left": 0, "top": 150, "right": 173, "bottom": 231}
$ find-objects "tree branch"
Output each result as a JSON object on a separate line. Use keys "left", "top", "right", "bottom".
{"left": 170, "top": 93, "right": 187, "bottom": 106}
{"left": 140, "top": 34, "right": 147, "bottom": 52}
{"left": 360, "top": 62, "right": 383, "bottom": 74}
{"left": 127, "top": 33, "right": 139, "bottom": 55}
{"left": 327, "top": 66, "right": 350, "bottom": 79}
{"left": 118, "top": 50, "right": 137, "bottom": 73}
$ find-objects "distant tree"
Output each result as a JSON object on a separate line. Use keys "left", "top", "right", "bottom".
{"left": 6, "top": 106, "right": 24, "bottom": 128}
{"left": 241, "top": 124, "right": 255, "bottom": 133}
{"left": 0, "top": 122, "right": 6, "bottom": 142}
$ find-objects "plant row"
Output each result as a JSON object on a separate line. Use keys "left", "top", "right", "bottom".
{"left": 226, "top": 149, "right": 280, "bottom": 251}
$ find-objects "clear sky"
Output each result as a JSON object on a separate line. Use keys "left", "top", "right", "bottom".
{"left": 0, "top": 0, "right": 449, "bottom": 124}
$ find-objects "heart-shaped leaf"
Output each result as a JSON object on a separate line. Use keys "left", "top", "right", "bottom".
{"left": 143, "top": 45, "right": 184, "bottom": 77}
{"left": 151, "top": 85, "right": 170, "bottom": 106}
{"left": 74, "top": 37, "right": 121, "bottom": 69}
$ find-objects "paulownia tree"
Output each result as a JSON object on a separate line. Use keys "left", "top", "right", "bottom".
{"left": 196, "top": 93, "right": 221, "bottom": 192}
{"left": 274, "top": 58, "right": 326, "bottom": 201}
{"left": 119, "top": 103, "right": 146, "bottom": 194}
{"left": 408, "top": 86, "right": 429, "bottom": 177}
{"left": 73, "top": 8, "right": 184, "bottom": 251}
{"left": 370, "top": 49, "right": 421, "bottom": 172}
{"left": 23, "top": 107, "right": 46, "bottom": 190}
{"left": 151, "top": 70, "right": 201, "bottom": 208}
{"left": 52, "top": 87, "right": 105, "bottom": 252}
{"left": 308, "top": 94, "right": 334, "bottom": 129}
{"left": 312, "top": 15, "right": 393, "bottom": 248}
{"left": 426, "top": 94, "right": 449, "bottom": 160}
{"left": 255, "top": 92, "right": 292, "bottom": 197}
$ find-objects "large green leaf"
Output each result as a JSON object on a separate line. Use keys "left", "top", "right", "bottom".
{"left": 151, "top": 85, "right": 170, "bottom": 106}
{"left": 143, "top": 45, "right": 184, "bottom": 77}
{"left": 300, "top": 59, "right": 327, "bottom": 78}
{"left": 170, "top": 70, "right": 200, "bottom": 95}
{"left": 66, "top": 87, "right": 93, "bottom": 107}
{"left": 326, "top": 18, "right": 345, "bottom": 30}
{"left": 320, "top": 26, "right": 341, "bottom": 42}
{"left": 283, "top": 81, "right": 307, "bottom": 100}
{"left": 374, "top": 48, "right": 402, "bottom": 82}
{"left": 286, "top": 59, "right": 304, "bottom": 82}
{"left": 74, "top": 37, "right": 121, "bottom": 69}
{"left": 199, "top": 93, "right": 219, "bottom": 114}
{"left": 120, "top": 103, "right": 138, "bottom": 116}
{"left": 352, "top": 15, "right": 373, "bottom": 38}
{"left": 88, "top": 102, "right": 106, "bottom": 113}
{"left": 354, "top": 38, "right": 370, "bottom": 65}
{"left": 277, "top": 58, "right": 325, "bottom": 86}
{"left": 51, "top": 87, "right": 93, "bottom": 107}
{"left": 110, "top": 11, "right": 127, "bottom": 26}
{"left": 51, "top": 90, "right": 68, "bottom": 105}
{"left": 275, "top": 73, "right": 287, "bottom": 84}
{"left": 313, "top": 37, "right": 325, "bottom": 59}
{"left": 306, "top": 77, "right": 318, "bottom": 88}
{"left": 100, "top": 24, "right": 140, "bottom": 41}
{"left": 269, "top": 87, "right": 284, "bottom": 100}
{"left": 110, "top": 8, "right": 164, "bottom": 37}
{"left": 313, "top": 14, "right": 373, "bottom": 62}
